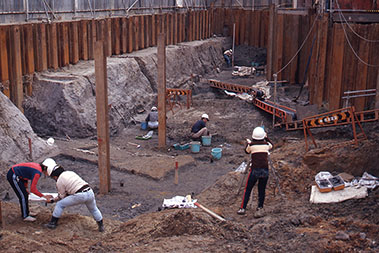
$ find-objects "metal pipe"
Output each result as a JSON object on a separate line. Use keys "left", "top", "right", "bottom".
{"left": 127, "top": 0, "right": 140, "bottom": 13}
{"left": 194, "top": 202, "right": 226, "bottom": 222}
{"left": 343, "top": 89, "right": 376, "bottom": 95}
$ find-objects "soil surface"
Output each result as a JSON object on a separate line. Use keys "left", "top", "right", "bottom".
{"left": 1, "top": 50, "right": 379, "bottom": 252}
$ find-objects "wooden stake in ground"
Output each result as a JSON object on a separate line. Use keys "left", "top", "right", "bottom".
{"left": 157, "top": 33, "right": 167, "bottom": 148}
{"left": 94, "top": 40, "right": 111, "bottom": 194}
{"left": 0, "top": 200, "right": 2, "bottom": 228}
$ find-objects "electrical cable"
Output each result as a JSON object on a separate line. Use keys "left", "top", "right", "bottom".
{"left": 274, "top": 13, "right": 320, "bottom": 76}
{"left": 335, "top": 0, "right": 379, "bottom": 43}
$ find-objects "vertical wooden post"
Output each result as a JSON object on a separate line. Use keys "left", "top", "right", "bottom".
{"left": 94, "top": 40, "right": 111, "bottom": 194}
{"left": 329, "top": 24, "right": 345, "bottom": 110}
{"left": 121, "top": 18, "right": 127, "bottom": 53}
{"left": 289, "top": 15, "right": 300, "bottom": 84}
{"left": 157, "top": 33, "right": 167, "bottom": 148}
{"left": 0, "top": 27, "right": 9, "bottom": 97}
{"left": 79, "top": 20, "right": 88, "bottom": 60}
{"left": 376, "top": 72, "right": 379, "bottom": 109}
{"left": 105, "top": 19, "right": 112, "bottom": 57}
{"left": 59, "top": 23, "right": 69, "bottom": 67}
{"left": 47, "top": 23, "right": 58, "bottom": 69}
{"left": 173, "top": 13, "right": 178, "bottom": 45}
{"left": 354, "top": 25, "right": 369, "bottom": 111}
{"left": 134, "top": 16, "right": 140, "bottom": 51}
{"left": 34, "top": 23, "right": 47, "bottom": 71}
{"left": 70, "top": 21, "right": 79, "bottom": 64}
{"left": 127, "top": 17, "right": 134, "bottom": 53}
{"left": 152, "top": 15, "right": 157, "bottom": 46}
{"left": 145, "top": 15, "right": 151, "bottom": 48}
{"left": 274, "top": 14, "right": 284, "bottom": 80}
{"left": 267, "top": 4, "right": 276, "bottom": 81}
{"left": 112, "top": 18, "right": 121, "bottom": 55}
{"left": 0, "top": 200, "right": 2, "bottom": 228}
{"left": 9, "top": 26, "right": 23, "bottom": 112}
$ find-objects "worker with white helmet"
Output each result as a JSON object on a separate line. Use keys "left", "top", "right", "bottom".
{"left": 42, "top": 158, "right": 104, "bottom": 232}
{"left": 237, "top": 126, "right": 273, "bottom": 218}
{"left": 190, "top": 113, "right": 210, "bottom": 140}
{"left": 145, "top": 106, "right": 158, "bottom": 129}
{"left": 6, "top": 160, "right": 53, "bottom": 222}
{"left": 223, "top": 49, "right": 233, "bottom": 68}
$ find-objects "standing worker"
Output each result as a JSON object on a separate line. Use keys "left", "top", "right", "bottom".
{"left": 6, "top": 161, "right": 53, "bottom": 221}
{"left": 190, "top": 114, "right": 210, "bottom": 141}
{"left": 223, "top": 49, "right": 233, "bottom": 68}
{"left": 237, "top": 127, "right": 273, "bottom": 218}
{"left": 42, "top": 158, "right": 104, "bottom": 232}
{"left": 145, "top": 106, "right": 159, "bottom": 129}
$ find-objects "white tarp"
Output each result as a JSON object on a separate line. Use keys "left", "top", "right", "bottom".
{"left": 29, "top": 193, "right": 58, "bottom": 202}
{"left": 309, "top": 185, "right": 368, "bottom": 204}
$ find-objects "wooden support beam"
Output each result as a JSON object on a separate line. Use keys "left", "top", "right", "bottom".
{"left": 354, "top": 25, "right": 369, "bottom": 111}
{"left": 94, "top": 40, "right": 111, "bottom": 194}
{"left": 87, "top": 19, "right": 96, "bottom": 60}
{"left": 127, "top": 17, "right": 134, "bottom": 53}
{"left": 178, "top": 13, "right": 183, "bottom": 42}
{"left": 59, "top": 23, "right": 69, "bottom": 67}
{"left": 0, "top": 27, "right": 9, "bottom": 97}
{"left": 196, "top": 11, "right": 200, "bottom": 40}
{"left": 289, "top": 15, "right": 300, "bottom": 84}
{"left": 139, "top": 16, "right": 145, "bottom": 49}
{"left": 146, "top": 15, "right": 151, "bottom": 48}
{"left": 47, "top": 23, "right": 58, "bottom": 69}
{"left": 314, "top": 15, "right": 329, "bottom": 107}
{"left": 157, "top": 33, "right": 167, "bottom": 148}
{"left": 0, "top": 200, "right": 2, "bottom": 228}
{"left": 69, "top": 21, "right": 79, "bottom": 64}
{"left": 9, "top": 26, "right": 23, "bottom": 112}
{"left": 376, "top": 72, "right": 379, "bottom": 109}
{"left": 329, "top": 24, "right": 345, "bottom": 110}
{"left": 173, "top": 13, "right": 178, "bottom": 44}
{"left": 187, "top": 12, "right": 192, "bottom": 41}
{"left": 79, "top": 20, "right": 88, "bottom": 60}
{"left": 165, "top": 14, "right": 170, "bottom": 44}
{"left": 152, "top": 14, "right": 157, "bottom": 46}
{"left": 112, "top": 18, "right": 121, "bottom": 55}
{"left": 240, "top": 10, "right": 246, "bottom": 45}
{"left": 104, "top": 19, "right": 112, "bottom": 57}
{"left": 134, "top": 16, "right": 140, "bottom": 51}
{"left": 267, "top": 5, "right": 276, "bottom": 81}
{"left": 121, "top": 18, "right": 127, "bottom": 54}
{"left": 205, "top": 10, "right": 209, "bottom": 39}
{"left": 169, "top": 13, "right": 174, "bottom": 45}
{"left": 34, "top": 23, "right": 47, "bottom": 71}
{"left": 274, "top": 14, "right": 284, "bottom": 81}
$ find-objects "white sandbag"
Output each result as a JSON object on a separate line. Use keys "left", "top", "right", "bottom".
{"left": 29, "top": 193, "right": 58, "bottom": 202}
{"left": 309, "top": 185, "right": 367, "bottom": 204}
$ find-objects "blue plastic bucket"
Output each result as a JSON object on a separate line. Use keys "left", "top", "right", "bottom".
{"left": 211, "top": 148, "right": 222, "bottom": 160}
{"left": 201, "top": 136, "right": 211, "bottom": 146}
{"left": 190, "top": 141, "right": 201, "bottom": 153}
{"left": 141, "top": 122, "right": 147, "bottom": 130}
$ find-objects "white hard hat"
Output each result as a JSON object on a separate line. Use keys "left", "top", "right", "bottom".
{"left": 252, "top": 127, "right": 266, "bottom": 140}
{"left": 42, "top": 158, "right": 58, "bottom": 176}
{"left": 151, "top": 106, "right": 157, "bottom": 111}
{"left": 47, "top": 137, "right": 55, "bottom": 146}
{"left": 201, "top": 114, "right": 209, "bottom": 120}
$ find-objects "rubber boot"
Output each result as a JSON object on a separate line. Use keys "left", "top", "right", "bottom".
{"left": 97, "top": 220, "right": 104, "bottom": 232}
{"left": 45, "top": 216, "right": 59, "bottom": 229}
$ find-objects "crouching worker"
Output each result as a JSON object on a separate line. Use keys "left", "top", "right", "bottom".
{"left": 190, "top": 114, "right": 209, "bottom": 140}
{"left": 6, "top": 161, "right": 53, "bottom": 221}
{"left": 145, "top": 106, "right": 158, "bottom": 129}
{"left": 41, "top": 158, "right": 104, "bottom": 232}
{"left": 237, "top": 127, "right": 273, "bottom": 218}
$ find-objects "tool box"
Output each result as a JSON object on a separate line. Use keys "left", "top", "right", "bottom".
{"left": 316, "top": 179, "right": 333, "bottom": 193}
{"left": 329, "top": 175, "right": 345, "bottom": 191}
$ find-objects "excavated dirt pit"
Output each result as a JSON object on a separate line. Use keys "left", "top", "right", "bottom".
{"left": 1, "top": 43, "right": 378, "bottom": 252}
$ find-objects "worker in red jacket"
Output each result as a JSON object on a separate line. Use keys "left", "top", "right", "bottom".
{"left": 7, "top": 162, "right": 53, "bottom": 221}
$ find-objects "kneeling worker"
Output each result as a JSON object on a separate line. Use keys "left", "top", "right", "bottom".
{"left": 42, "top": 158, "right": 104, "bottom": 232}
{"left": 190, "top": 114, "right": 209, "bottom": 140}
{"left": 145, "top": 106, "right": 158, "bottom": 129}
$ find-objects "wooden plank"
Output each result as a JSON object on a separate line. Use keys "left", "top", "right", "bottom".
{"left": 152, "top": 14, "right": 157, "bottom": 46}
{"left": 70, "top": 21, "right": 79, "bottom": 64}
{"left": 261, "top": 11, "right": 269, "bottom": 48}
{"left": 195, "top": 11, "right": 200, "bottom": 40}
{"left": 34, "top": 23, "right": 48, "bottom": 71}
{"left": 127, "top": 17, "right": 134, "bottom": 53}
{"left": 134, "top": 16, "right": 140, "bottom": 51}
{"left": 0, "top": 27, "right": 9, "bottom": 97}
{"left": 165, "top": 14, "right": 170, "bottom": 44}
{"left": 178, "top": 13, "right": 183, "bottom": 43}
{"left": 354, "top": 25, "right": 370, "bottom": 111}
{"left": 59, "top": 23, "right": 70, "bottom": 67}
{"left": 289, "top": 15, "right": 300, "bottom": 84}
{"left": 94, "top": 40, "right": 111, "bottom": 194}
{"left": 187, "top": 12, "right": 192, "bottom": 41}
{"left": 266, "top": 5, "right": 275, "bottom": 81}
{"left": 297, "top": 13, "right": 311, "bottom": 84}
{"left": 157, "top": 33, "right": 166, "bottom": 148}
{"left": 79, "top": 20, "right": 88, "bottom": 61}
{"left": 254, "top": 11, "right": 261, "bottom": 47}
{"left": 121, "top": 17, "right": 127, "bottom": 53}
{"left": 239, "top": 10, "right": 246, "bottom": 45}
{"left": 140, "top": 15, "right": 145, "bottom": 49}
{"left": 367, "top": 24, "right": 379, "bottom": 109}
{"left": 87, "top": 19, "right": 96, "bottom": 60}
{"left": 169, "top": 13, "right": 174, "bottom": 45}
{"left": 328, "top": 24, "right": 345, "bottom": 110}
{"left": 274, "top": 14, "right": 284, "bottom": 80}
{"left": 173, "top": 13, "right": 178, "bottom": 44}
{"left": 112, "top": 18, "right": 121, "bottom": 55}
{"left": 9, "top": 26, "right": 23, "bottom": 112}
{"left": 314, "top": 15, "right": 329, "bottom": 107}
{"left": 46, "top": 23, "right": 58, "bottom": 69}
{"left": 104, "top": 19, "right": 112, "bottom": 56}
{"left": 146, "top": 15, "right": 151, "bottom": 48}
{"left": 24, "top": 24, "right": 35, "bottom": 73}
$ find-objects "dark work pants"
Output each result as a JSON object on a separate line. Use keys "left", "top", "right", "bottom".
{"left": 7, "top": 169, "right": 29, "bottom": 218}
{"left": 240, "top": 170, "right": 268, "bottom": 209}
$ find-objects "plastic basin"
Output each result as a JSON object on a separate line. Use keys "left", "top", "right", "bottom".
{"left": 201, "top": 136, "right": 212, "bottom": 146}
{"left": 190, "top": 141, "right": 201, "bottom": 153}
{"left": 211, "top": 148, "right": 222, "bottom": 160}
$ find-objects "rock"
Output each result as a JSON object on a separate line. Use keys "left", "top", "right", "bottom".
{"left": 335, "top": 231, "right": 350, "bottom": 241}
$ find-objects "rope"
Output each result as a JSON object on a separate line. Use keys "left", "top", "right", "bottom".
{"left": 338, "top": 14, "right": 379, "bottom": 67}
{"left": 335, "top": 0, "right": 379, "bottom": 43}
{"left": 274, "top": 13, "right": 319, "bottom": 76}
